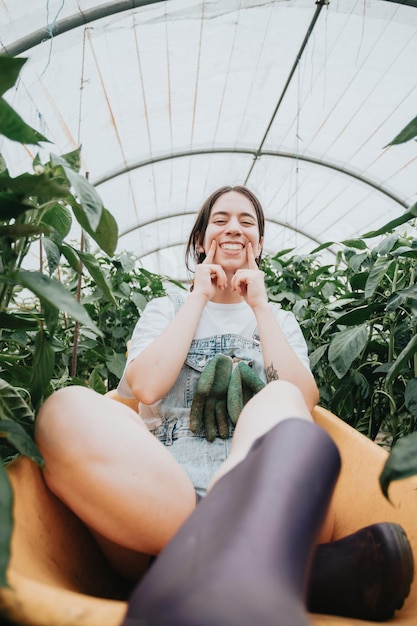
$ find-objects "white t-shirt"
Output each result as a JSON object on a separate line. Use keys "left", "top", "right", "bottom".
{"left": 117, "top": 293, "right": 311, "bottom": 399}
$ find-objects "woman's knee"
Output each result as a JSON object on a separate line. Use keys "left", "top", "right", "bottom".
{"left": 35, "top": 386, "right": 101, "bottom": 456}
{"left": 230, "top": 380, "right": 311, "bottom": 446}
{"left": 242, "top": 379, "right": 311, "bottom": 420}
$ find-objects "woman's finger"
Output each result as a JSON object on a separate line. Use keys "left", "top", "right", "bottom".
{"left": 210, "top": 265, "right": 228, "bottom": 290}
{"left": 230, "top": 270, "right": 246, "bottom": 295}
{"left": 247, "top": 242, "right": 258, "bottom": 270}
{"left": 203, "top": 240, "right": 216, "bottom": 264}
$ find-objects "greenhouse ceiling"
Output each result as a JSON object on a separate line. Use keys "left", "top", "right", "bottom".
{"left": 1, "top": 0, "right": 416, "bottom": 282}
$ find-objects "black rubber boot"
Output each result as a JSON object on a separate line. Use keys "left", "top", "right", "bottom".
{"left": 308, "top": 522, "right": 414, "bottom": 621}
{"left": 122, "top": 418, "right": 341, "bottom": 626}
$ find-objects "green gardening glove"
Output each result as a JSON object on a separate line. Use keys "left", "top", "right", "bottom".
{"left": 227, "top": 361, "right": 265, "bottom": 425}
{"left": 190, "top": 354, "right": 233, "bottom": 442}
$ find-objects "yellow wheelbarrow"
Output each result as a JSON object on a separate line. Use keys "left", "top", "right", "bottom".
{"left": 1, "top": 401, "right": 417, "bottom": 626}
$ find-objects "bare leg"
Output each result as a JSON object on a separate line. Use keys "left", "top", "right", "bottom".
{"left": 209, "top": 380, "right": 335, "bottom": 543}
{"left": 122, "top": 394, "right": 341, "bottom": 625}
{"left": 35, "top": 386, "right": 196, "bottom": 579}
{"left": 35, "top": 381, "right": 334, "bottom": 581}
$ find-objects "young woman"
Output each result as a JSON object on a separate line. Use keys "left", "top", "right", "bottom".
{"left": 117, "top": 185, "right": 320, "bottom": 497}
{"left": 35, "top": 186, "right": 413, "bottom": 625}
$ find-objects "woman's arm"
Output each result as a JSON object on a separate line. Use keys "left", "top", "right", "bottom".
{"left": 252, "top": 304, "right": 319, "bottom": 412}
{"left": 231, "top": 243, "right": 319, "bottom": 412}
{"left": 126, "top": 242, "right": 226, "bottom": 405}
{"left": 125, "top": 290, "right": 208, "bottom": 405}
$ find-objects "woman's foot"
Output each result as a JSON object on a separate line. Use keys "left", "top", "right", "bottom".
{"left": 308, "top": 522, "right": 414, "bottom": 621}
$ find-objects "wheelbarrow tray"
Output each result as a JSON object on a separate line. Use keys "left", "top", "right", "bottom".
{"left": 1, "top": 404, "right": 416, "bottom": 626}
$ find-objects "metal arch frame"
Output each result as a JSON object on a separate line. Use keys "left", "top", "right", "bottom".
{"left": 94, "top": 147, "right": 409, "bottom": 210}
{"left": 98, "top": 146, "right": 407, "bottom": 254}
{"left": 2, "top": 0, "right": 416, "bottom": 57}
{"left": 1, "top": 0, "right": 166, "bottom": 57}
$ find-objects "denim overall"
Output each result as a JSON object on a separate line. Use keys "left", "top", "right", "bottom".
{"left": 152, "top": 294, "right": 266, "bottom": 496}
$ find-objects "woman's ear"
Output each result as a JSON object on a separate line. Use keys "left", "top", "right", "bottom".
{"left": 257, "top": 236, "right": 264, "bottom": 258}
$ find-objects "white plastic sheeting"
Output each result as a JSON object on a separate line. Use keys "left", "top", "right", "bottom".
{"left": 1, "top": 0, "right": 416, "bottom": 280}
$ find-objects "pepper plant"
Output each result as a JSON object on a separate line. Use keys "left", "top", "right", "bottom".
{"left": 0, "top": 55, "right": 118, "bottom": 586}
{"left": 51, "top": 250, "right": 184, "bottom": 393}
{"left": 263, "top": 223, "right": 417, "bottom": 444}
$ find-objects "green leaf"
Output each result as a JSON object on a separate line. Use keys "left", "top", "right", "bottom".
{"left": 131, "top": 291, "right": 148, "bottom": 314}
{"left": 106, "top": 352, "right": 127, "bottom": 379}
{"left": 0, "top": 194, "right": 32, "bottom": 220}
{"left": 0, "top": 98, "right": 49, "bottom": 145}
{"left": 73, "top": 204, "right": 118, "bottom": 258}
{"left": 335, "top": 304, "right": 378, "bottom": 326}
{"left": 0, "top": 379, "right": 35, "bottom": 431}
{"left": 405, "top": 378, "right": 417, "bottom": 418}
{"left": 78, "top": 251, "right": 117, "bottom": 305}
{"left": 386, "top": 116, "right": 417, "bottom": 146}
{"left": 391, "top": 246, "right": 417, "bottom": 259}
{"left": 309, "top": 343, "right": 328, "bottom": 369}
{"left": 0, "top": 462, "right": 13, "bottom": 587}
{"left": 16, "top": 270, "right": 102, "bottom": 337}
{"left": 386, "top": 334, "right": 417, "bottom": 386}
{"left": 387, "top": 284, "right": 417, "bottom": 312}
{"left": 341, "top": 239, "right": 368, "bottom": 250}
{"left": 51, "top": 155, "right": 102, "bottom": 231}
{"left": 41, "top": 300, "right": 60, "bottom": 337}
{"left": 0, "top": 312, "right": 39, "bottom": 331}
{"left": 362, "top": 203, "right": 417, "bottom": 238}
{"left": 364, "top": 259, "right": 394, "bottom": 299}
{"left": 310, "top": 241, "right": 334, "bottom": 254}
{"left": 380, "top": 431, "right": 417, "bottom": 500}
{"left": 328, "top": 324, "right": 368, "bottom": 379}
{"left": 60, "top": 147, "right": 82, "bottom": 172}
{"left": 43, "top": 238, "right": 61, "bottom": 276}
{"left": 0, "top": 223, "right": 50, "bottom": 241}
{"left": 29, "top": 333, "right": 55, "bottom": 406}
{"left": 0, "top": 353, "right": 27, "bottom": 365}
{"left": 327, "top": 296, "right": 360, "bottom": 311}
{"left": 347, "top": 252, "right": 368, "bottom": 273}
{"left": 42, "top": 204, "right": 72, "bottom": 240}
{"left": 88, "top": 368, "right": 106, "bottom": 394}
{"left": 375, "top": 233, "right": 398, "bottom": 257}
{"left": 95, "top": 210, "right": 119, "bottom": 258}
{"left": 0, "top": 171, "right": 69, "bottom": 199}
{"left": 350, "top": 272, "right": 368, "bottom": 291}
{"left": 60, "top": 243, "right": 82, "bottom": 273}
{"left": 0, "top": 155, "right": 7, "bottom": 174}
{"left": 0, "top": 56, "right": 26, "bottom": 95}
{"left": 0, "top": 420, "right": 43, "bottom": 464}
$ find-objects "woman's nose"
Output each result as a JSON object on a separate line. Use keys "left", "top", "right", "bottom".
{"left": 225, "top": 218, "right": 242, "bottom": 234}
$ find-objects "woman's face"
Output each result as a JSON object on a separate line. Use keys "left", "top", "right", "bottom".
{"left": 201, "top": 191, "right": 263, "bottom": 271}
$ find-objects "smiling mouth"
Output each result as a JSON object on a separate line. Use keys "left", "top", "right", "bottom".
{"left": 220, "top": 243, "right": 244, "bottom": 251}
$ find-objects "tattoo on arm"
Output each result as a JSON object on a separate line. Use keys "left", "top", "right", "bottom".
{"left": 266, "top": 363, "right": 279, "bottom": 383}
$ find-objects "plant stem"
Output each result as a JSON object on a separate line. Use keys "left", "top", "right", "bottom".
{"left": 70, "top": 231, "right": 85, "bottom": 378}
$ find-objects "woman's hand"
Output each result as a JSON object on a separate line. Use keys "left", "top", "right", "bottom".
{"left": 230, "top": 242, "right": 268, "bottom": 310}
{"left": 193, "top": 241, "right": 227, "bottom": 299}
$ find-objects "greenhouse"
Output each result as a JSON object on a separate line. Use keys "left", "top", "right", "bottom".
{"left": 1, "top": 1, "right": 417, "bottom": 625}
{"left": 1, "top": 0, "right": 417, "bottom": 280}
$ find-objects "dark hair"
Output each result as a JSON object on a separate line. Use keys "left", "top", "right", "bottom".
{"left": 185, "top": 185, "right": 265, "bottom": 273}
